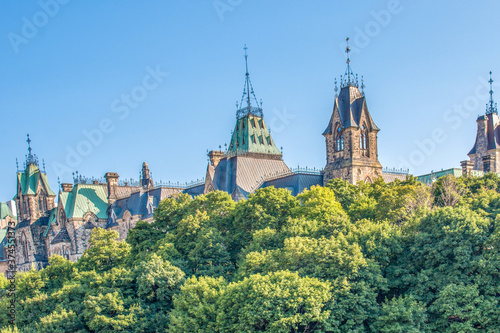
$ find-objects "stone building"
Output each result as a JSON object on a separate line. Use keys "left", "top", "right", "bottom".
{"left": 10, "top": 43, "right": 409, "bottom": 271}
{"left": 322, "top": 40, "right": 405, "bottom": 185}
{"left": 14, "top": 141, "right": 57, "bottom": 271}
{"left": 462, "top": 72, "right": 500, "bottom": 175}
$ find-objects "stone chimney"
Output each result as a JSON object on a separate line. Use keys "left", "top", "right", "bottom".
{"left": 483, "top": 155, "right": 496, "bottom": 173}
{"left": 105, "top": 172, "right": 119, "bottom": 205}
{"left": 141, "top": 162, "right": 154, "bottom": 189}
{"left": 61, "top": 183, "right": 73, "bottom": 192}
{"left": 208, "top": 150, "right": 225, "bottom": 168}
{"left": 460, "top": 160, "right": 474, "bottom": 177}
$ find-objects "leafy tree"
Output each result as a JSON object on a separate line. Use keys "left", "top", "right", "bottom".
{"left": 228, "top": 187, "right": 298, "bottom": 259}
{"left": 78, "top": 228, "right": 131, "bottom": 272}
{"left": 169, "top": 276, "right": 227, "bottom": 332}
{"left": 153, "top": 193, "right": 192, "bottom": 232}
{"left": 348, "top": 195, "right": 377, "bottom": 221}
{"left": 294, "top": 185, "right": 347, "bottom": 222}
{"left": 371, "top": 295, "right": 427, "bottom": 333}
{"left": 238, "top": 235, "right": 385, "bottom": 331}
{"left": 326, "top": 178, "right": 360, "bottom": 210}
{"left": 217, "top": 271, "right": 331, "bottom": 333}
{"left": 135, "top": 254, "right": 185, "bottom": 310}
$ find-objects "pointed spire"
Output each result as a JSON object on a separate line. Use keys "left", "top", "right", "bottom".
{"left": 341, "top": 37, "right": 358, "bottom": 88}
{"left": 25, "top": 134, "right": 38, "bottom": 167}
{"left": 236, "top": 45, "right": 263, "bottom": 119}
{"left": 487, "top": 71, "right": 498, "bottom": 114}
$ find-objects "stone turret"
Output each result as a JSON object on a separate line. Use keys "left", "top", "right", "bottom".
{"left": 105, "top": 172, "right": 119, "bottom": 205}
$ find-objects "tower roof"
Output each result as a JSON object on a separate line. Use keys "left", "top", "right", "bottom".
{"left": 15, "top": 135, "right": 55, "bottom": 198}
{"left": 323, "top": 39, "right": 378, "bottom": 134}
{"left": 226, "top": 46, "right": 282, "bottom": 157}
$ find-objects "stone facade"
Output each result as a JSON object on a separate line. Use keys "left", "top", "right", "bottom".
{"left": 463, "top": 109, "right": 500, "bottom": 175}
{"left": 322, "top": 84, "right": 382, "bottom": 185}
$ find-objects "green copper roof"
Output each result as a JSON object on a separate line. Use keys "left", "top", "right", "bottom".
{"left": 59, "top": 184, "right": 108, "bottom": 219}
{"left": 417, "top": 168, "right": 463, "bottom": 185}
{"left": 43, "top": 209, "right": 58, "bottom": 237}
{"left": 0, "top": 202, "right": 15, "bottom": 219}
{"left": 227, "top": 114, "right": 282, "bottom": 156}
{"left": 15, "top": 163, "right": 56, "bottom": 198}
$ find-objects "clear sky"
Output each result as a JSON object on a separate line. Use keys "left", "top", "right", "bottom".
{"left": 1, "top": 0, "right": 500, "bottom": 200}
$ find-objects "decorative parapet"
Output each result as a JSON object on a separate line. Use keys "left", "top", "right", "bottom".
{"left": 382, "top": 167, "right": 409, "bottom": 175}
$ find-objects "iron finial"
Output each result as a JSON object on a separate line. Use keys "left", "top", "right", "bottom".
{"left": 487, "top": 71, "right": 497, "bottom": 114}
{"left": 334, "top": 78, "right": 338, "bottom": 97}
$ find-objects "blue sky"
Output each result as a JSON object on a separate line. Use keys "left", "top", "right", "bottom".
{"left": 1, "top": 0, "right": 500, "bottom": 200}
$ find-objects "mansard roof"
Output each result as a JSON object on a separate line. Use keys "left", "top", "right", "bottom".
{"left": 112, "top": 186, "right": 182, "bottom": 219}
{"left": 227, "top": 114, "right": 282, "bottom": 156}
{"left": 15, "top": 163, "right": 56, "bottom": 198}
{"left": 208, "top": 154, "right": 290, "bottom": 199}
{"left": 59, "top": 184, "right": 108, "bottom": 219}
{"left": 323, "top": 85, "right": 379, "bottom": 135}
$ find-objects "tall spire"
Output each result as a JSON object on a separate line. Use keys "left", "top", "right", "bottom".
{"left": 237, "top": 45, "right": 263, "bottom": 119}
{"left": 487, "top": 71, "right": 498, "bottom": 114}
{"left": 25, "top": 134, "right": 38, "bottom": 167}
{"left": 342, "top": 37, "right": 356, "bottom": 88}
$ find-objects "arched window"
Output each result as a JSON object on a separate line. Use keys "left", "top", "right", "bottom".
{"left": 63, "top": 247, "right": 70, "bottom": 260}
{"left": 335, "top": 126, "right": 344, "bottom": 151}
{"left": 360, "top": 125, "right": 368, "bottom": 150}
{"left": 38, "top": 196, "right": 46, "bottom": 214}
{"left": 21, "top": 232, "right": 29, "bottom": 263}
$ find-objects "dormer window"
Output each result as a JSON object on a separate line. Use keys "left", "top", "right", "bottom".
{"left": 147, "top": 200, "right": 154, "bottom": 215}
{"left": 242, "top": 121, "right": 245, "bottom": 129}
{"left": 251, "top": 119, "right": 256, "bottom": 128}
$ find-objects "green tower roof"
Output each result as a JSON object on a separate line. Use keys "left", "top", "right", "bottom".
{"left": 227, "top": 114, "right": 282, "bottom": 156}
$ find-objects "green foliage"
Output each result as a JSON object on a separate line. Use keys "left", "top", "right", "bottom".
{"left": 371, "top": 295, "right": 427, "bottom": 333}
{"left": 78, "top": 228, "right": 131, "bottom": 272}
{"left": 8, "top": 174, "right": 500, "bottom": 332}
{"left": 169, "top": 276, "right": 227, "bottom": 332}
{"left": 217, "top": 271, "right": 331, "bottom": 333}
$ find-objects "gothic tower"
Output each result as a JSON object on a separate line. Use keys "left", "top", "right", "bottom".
{"left": 14, "top": 135, "right": 56, "bottom": 271}
{"left": 204, "top": 46, "right": 290, "bottom": 200}
{"left": 323, "top": 38, "right": 382, "bottom": 184}
{"left": 462, "top": 71, "right": 500, "bottom": 174}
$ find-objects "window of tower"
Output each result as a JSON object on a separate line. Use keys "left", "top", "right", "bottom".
{"left": 335, "top": 127, "right": 344, "bottom": 151}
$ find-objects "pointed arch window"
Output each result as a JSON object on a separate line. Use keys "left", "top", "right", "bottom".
{"left": 21, "top": 232, "right": 29, "bottom": 263}
{"left": 360, "top": 125, "right": 368, "bottom": 150}
{"left": 335, "top": 126, "right": 344, "bottom": 151}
